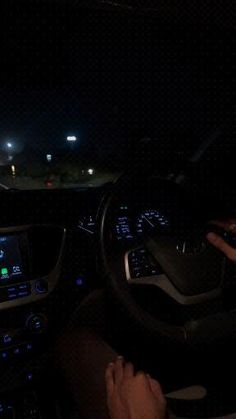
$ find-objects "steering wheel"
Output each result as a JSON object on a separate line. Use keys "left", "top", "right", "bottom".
{"left": 99, "top": 174, "right": 236, "bottom": 349}
{"left": 98, "top": 174, "right": 236, "bottom": 416}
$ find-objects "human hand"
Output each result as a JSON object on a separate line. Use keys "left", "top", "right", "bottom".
{"left": 206, "top": 219, "right": 236, "bottom": 262}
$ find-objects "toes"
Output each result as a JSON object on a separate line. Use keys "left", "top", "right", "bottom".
{"left": 136, "top": 371, "right": 147, "bottom": 379}
{"left": 135, "top": 371, "right": 150, "bottom": 387}
{"left": 124, "top": 362, "right": 134, "bottom": 378}
{"left": 147, "top": 376, "right": 165, "bottom": 401}
{"left": 105, "top": 362, "right": 115, "bottom": 395}
{"left": 114, "top": 356, "right": 124, "bottom": 385}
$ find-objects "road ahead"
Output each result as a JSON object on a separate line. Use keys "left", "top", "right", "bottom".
{"left": 0, "top": 174, "right": 116, "bottom": 190}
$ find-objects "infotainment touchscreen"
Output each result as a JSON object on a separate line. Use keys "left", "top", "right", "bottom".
{"left": 0, "top": 235, "right": 25, "bottom": 286}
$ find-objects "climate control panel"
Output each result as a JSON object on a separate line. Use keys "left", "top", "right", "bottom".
{"left": 0, "top": 313, "right": 48, "bottom": 364}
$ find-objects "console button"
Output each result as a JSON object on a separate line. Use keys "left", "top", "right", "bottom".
{"left": 0, "top": 350, "right": 9, "bottom": 361}
{"left": 19, "top": 284, "right": 29, "bottom": 290}
{"left": 18, "top": 291, "right": 30, "bottom": 298}
{"left": 35, "top": 279, "right": 48, "bottom": 294}
{"left": 1, "top": 333, "right": 13, "bottom": 346}
{"left": 0, "top": 283, "right": 29, "bottom": 303}
{"left": 0, "top": 403, "right": 15, "bottom": 418}
{"left": 26, "top": 314, "right": 47, "bottom": 333}
{"left": 6, "top": 287, "right": 17, "bottom": 293}
{"left": 25, "top": 342, "right": 33, "bottom": 352}
{"left": 6, "top": 283, "right": 31, "bottom": 301}
{"left": 7, "top": 293, "right": 18, "bottom": 301}
{"left": 13, "top": 347, "right": 22, "bottom": 356}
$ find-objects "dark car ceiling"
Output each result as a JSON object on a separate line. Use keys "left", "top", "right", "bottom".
{"left": 14, "top": 0, "right": 236, "bottom": 30}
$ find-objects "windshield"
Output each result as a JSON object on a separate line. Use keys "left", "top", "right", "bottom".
{"left": 0, "top": 3, "right": 233, "bottom": 190}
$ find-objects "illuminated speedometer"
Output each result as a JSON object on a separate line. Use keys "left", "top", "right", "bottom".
{"left": 136, "top": 210, "right": 169, "bottom": 235}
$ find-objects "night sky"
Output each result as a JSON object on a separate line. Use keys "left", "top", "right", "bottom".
{"left": 0, "top": 2, "right": 234, "bottom": 169}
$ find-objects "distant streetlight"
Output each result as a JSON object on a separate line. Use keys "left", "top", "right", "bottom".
{"left": 88, "top": 168, "right": 94, "bottom": 175}
{"left": 7, "top": 142, "right": 13, "bottom": 149}
{"left": 11, "top": 165, "right": 16, "bottom": 176}
{"left": 46, "top": 154, "right": 52, "bottom": 162}
{"left": 66, "top": 136, "right": 77, "bottom": 142}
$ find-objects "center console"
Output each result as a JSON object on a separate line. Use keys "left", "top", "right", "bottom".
{"left": 0, "top": 225, "right": 66, "bottom": 418}
{"left": 0, "top": 225, "right": 65, "bottom": 310}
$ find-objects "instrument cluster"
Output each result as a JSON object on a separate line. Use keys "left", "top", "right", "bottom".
{"left": 114, "top": 205, "right": 170, "bottom": 242}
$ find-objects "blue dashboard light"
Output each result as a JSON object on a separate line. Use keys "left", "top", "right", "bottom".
{"left": 3, "top": 334, "right": 12, "bottom": 345}
{"left": 1, "top": 352, "right": 8, "bottom": 360}
{"left": 19, "top": 284, "right": 28, "bottom": 290}
{"left": 26, "top": 343, "right": 33, "bottom": 351}
{"left": 76, "top": 277, "right": 84, "bottom": 287}
{"left": 8, "top": 294, "right": 17, "bottom": 300}
{"left": 35, "top": 279, "right": 48, "bottom": 294}
{"left": 7, "top": 287, "right": 16, "bottom": 293}
{"left": 26, "top": 373, "right": 33, "bottom": 382}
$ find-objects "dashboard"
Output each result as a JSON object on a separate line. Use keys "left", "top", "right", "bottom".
{"left": 0, "top": 181, "right": 235, "bottom": 407}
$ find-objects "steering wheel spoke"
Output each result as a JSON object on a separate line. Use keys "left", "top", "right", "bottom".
{"left": 125, "top": 247, "right": 221, "bottom": 305}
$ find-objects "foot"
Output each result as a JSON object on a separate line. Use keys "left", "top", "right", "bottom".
{"left": 105, "top": 356, "right": 167, "bottom": 419}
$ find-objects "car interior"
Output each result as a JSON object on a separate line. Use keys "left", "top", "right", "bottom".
{"left": 0, "top": 0, "right": 235, "bottom": 418}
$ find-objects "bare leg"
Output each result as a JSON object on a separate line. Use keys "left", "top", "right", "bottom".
{"left": 57, "top": 328, "right": 118, "bottom": 419}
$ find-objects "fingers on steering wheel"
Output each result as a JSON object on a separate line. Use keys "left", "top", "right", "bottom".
{"left": 209, "top": 219, "right": 236, "bottom": 232}
{"left": 207, "top": 232, "right": 236, "bottom": 262}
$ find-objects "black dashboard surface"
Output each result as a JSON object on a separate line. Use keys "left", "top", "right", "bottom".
{"left": 0, "top": 187, "right": 107, "bottom": 228}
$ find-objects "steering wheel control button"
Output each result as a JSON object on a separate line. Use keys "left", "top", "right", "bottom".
{"left": 26, "top": 314, "right": 47, "bottom": 333}
{"left": 128, "top": 248, "right": 163, "bottom": 279}
{"left": 35, "top": 279, "right": 48, "bottom": 294}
